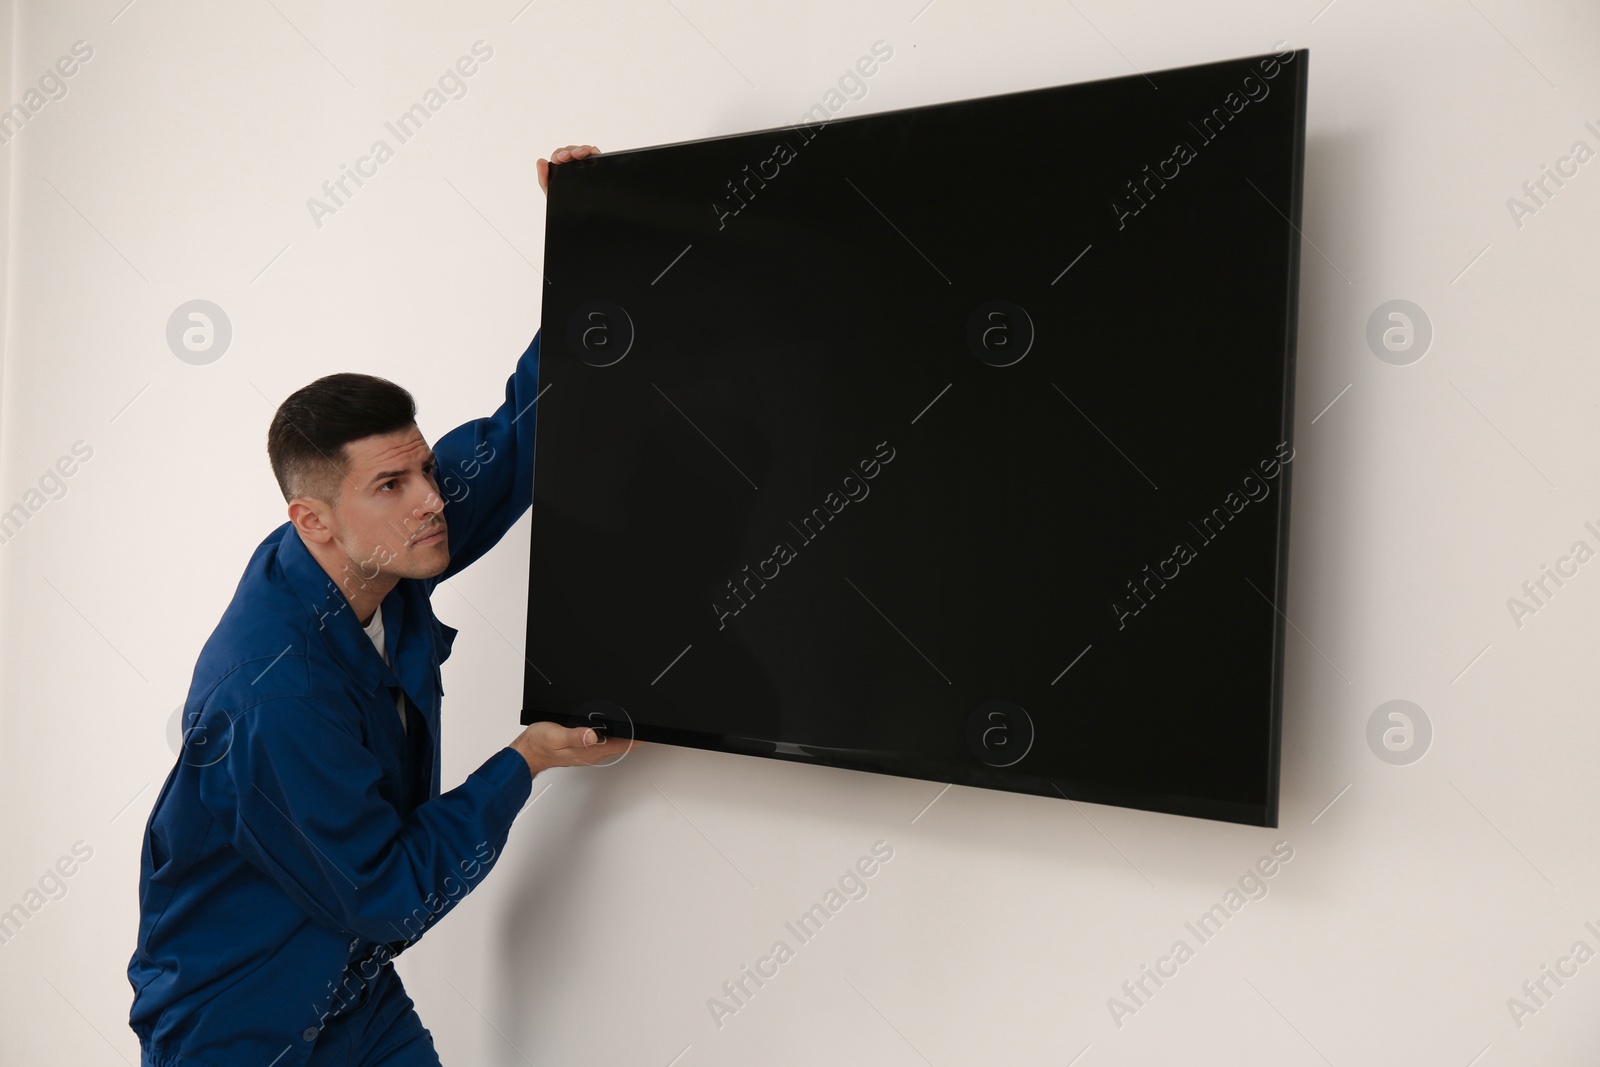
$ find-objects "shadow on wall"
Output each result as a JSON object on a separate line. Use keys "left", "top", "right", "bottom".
{"left": 1271, "top": 125, "right": 1373, "bottom": 831}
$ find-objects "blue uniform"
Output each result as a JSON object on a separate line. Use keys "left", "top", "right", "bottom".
{"left": 128, "top": 332, "right": 544, "bottom": 1066}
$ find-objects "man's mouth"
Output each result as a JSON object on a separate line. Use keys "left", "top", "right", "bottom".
{"left": 412, "top": 524, "right": 447, "bottom": 547}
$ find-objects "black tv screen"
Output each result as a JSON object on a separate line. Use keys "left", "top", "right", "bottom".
{"left": 521, "top": 48, "right": 1307, "bottom": 826}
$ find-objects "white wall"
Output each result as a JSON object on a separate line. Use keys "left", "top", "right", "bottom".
{"left": 3, "top": 1, "right": 1599, "bottom": 1063}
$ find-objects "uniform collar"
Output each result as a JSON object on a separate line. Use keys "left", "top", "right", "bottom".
{"left": 275, "top": 523, "right": 398, "bottom": 696}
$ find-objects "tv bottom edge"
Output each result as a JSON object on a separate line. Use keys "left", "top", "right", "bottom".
{"left": 520, "top": 708, "right": 1275, "bottom": 827}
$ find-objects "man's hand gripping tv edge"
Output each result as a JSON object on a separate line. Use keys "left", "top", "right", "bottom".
{"left": 515, "top": 141, "right": 640, "bottom": 777}
{"left": 511, "top": 717, "right": 641, "bottom": 777}
{"left": 538, "top": 143, "right": 601, "bottom": 196}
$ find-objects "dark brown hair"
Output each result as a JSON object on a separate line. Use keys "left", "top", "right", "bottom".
{"left": 267, "top": 373, "right": 417, "bottom": 507}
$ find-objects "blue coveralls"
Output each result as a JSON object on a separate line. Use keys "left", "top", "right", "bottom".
{"left": 128, "top": 332, "right": 544, "bottom": 1066}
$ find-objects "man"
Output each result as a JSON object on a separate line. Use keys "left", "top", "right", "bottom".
{"left": 127, "top": 144, "right": 629, "bottom": 1067}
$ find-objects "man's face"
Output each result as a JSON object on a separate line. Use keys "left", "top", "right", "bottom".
{"left": 321, "top": 425, "right": 449, "bottom": 591}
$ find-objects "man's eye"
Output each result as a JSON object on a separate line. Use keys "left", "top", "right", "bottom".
{"left": 380, "top": 464, "right": 435, "bottom": 491}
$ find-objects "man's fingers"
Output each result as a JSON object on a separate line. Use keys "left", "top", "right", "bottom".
{"left": 570, "top": 725, "right": 621, "bottom": 753}
{"left": 572, "top": 729, "right": 641, "bottom": 757}
{"left": 572, "top": 726, "right": 640, "bottom": 749}
{"left": 538, "top": 146, "right": 598, "bottom": 195}
{"left": 550, "top": 144, "right": 600, "bottom": 163}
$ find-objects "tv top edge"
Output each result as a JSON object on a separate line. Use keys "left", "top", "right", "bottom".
{"left": 560, "top": 46, "right": 1309, "bottom": 164}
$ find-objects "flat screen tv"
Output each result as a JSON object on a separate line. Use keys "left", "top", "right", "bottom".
{"left": 521, "top": 47, "right": 1308, "bottom": 826}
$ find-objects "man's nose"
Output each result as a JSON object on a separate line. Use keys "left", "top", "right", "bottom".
{"left": 415, "top": 486, "right": 443, "bottom": 519}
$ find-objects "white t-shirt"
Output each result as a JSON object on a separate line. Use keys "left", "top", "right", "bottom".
{"left": 361, "top": 605, "right": 407, "bottom": 734}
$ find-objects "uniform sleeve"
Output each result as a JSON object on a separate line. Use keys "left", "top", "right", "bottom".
{"left": 425, "top": 330, "right": 542, "bottom": 590}
{"left": 197, "top": 696, "right": 533, "bottom": 945}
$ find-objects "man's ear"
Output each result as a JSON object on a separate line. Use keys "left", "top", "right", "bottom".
{"left": 289, "top": 496, "right": 337, "bottom": 544}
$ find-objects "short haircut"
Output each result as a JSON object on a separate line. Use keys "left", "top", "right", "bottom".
{"left": 267, "top": 373, "right": 417, "bottom": 508}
